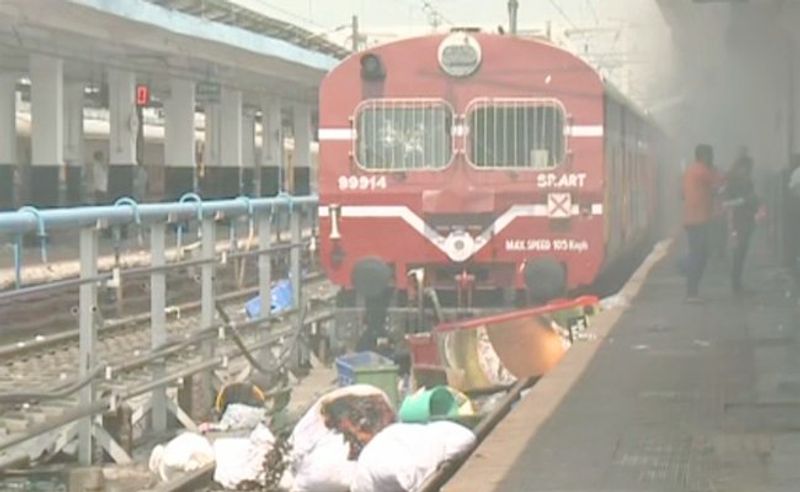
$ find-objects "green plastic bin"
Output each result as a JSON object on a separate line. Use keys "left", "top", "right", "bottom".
{"left": 336, "top": 352, "right": 400, "bottom": 409}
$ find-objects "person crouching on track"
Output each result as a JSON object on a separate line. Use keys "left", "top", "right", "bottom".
{"left": 682, "top": 144, "right": 722, "bottom": 303}
{"left": 724, "top": 155, "right": 759, "bottom": 295}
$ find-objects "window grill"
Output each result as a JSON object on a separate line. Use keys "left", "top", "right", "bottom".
{"left": 467, "top": 99, "right": 566, "bottom": 169}
{"left": 355, "top": 99, "right": 453, "bottom": 171}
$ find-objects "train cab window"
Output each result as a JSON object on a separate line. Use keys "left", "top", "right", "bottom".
{"left": 467, "top": 100, "right": 565, "bottom": 169}
{"left": 355, "top": 100, "right": 453, "bottom": 171}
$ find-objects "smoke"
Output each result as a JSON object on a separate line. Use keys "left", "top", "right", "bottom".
{"left": 654, "top": 2, "right": 793, "bottom": 173}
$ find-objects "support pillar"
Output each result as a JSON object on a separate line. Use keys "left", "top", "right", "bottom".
{"left": 64, "top": 82, "right": 84, "bottom": 205}
{"left": 289, "top": 209, "right": 309, "bottom": 370}
{"left": 257, "top": 211, "right": 273, "bottom": 364}
{"left": 196, "top": 217, "right": 216, "bottom": 421}
{"left": 242, "top": 109, "right": 256, "bottom": 196}
{"left": 218, "top": 87, "right": 242, "bottom": 198}
{"left": 78, "top": 227, "right": 98, "bottom": 465}
{"left": 0, "top": 73, "right": 17, "bottom": 210}
{"left": 202, "top": 102, "right": 221, "bottom": 198}
{"left": 150, "top": 222, "right": 167, "bottom": 434}
{"left": 107, "top": 69, "right": 137, "bottom": 202}
{"left": 164, "top": 78, "right": 195, "bottom": 201}
{"left": 260, "top": 97, "right": 282, "bottom": 196}
{"left": 292, "top": 103, "right": 311, "bottom": 195}
{"left": 792, "top": 40, "right": 800, "bottom": 157}
{"left": 30, "top": 55, "right": 63, "bottom": 208}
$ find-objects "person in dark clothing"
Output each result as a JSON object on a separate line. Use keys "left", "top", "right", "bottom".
{"left": 682, "top": 144, "right": 721, "bottom": 302}
{"left": 724, "top": 156, "right": 758, "bottom": 294}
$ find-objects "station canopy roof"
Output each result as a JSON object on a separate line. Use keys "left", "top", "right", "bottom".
{"left": 147, "top": 0, "right": 351, "bottom": 59}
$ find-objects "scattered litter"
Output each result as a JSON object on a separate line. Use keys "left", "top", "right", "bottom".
{"left": 575, "top": 332, "right": 598, "bottom": 342}
{"left": 476, "top": 393, "right": 506, "bottom": 414}
{"left": 398, "top": 386, "right": 459, "bottom": 424}
{"left": 148, "top": 432, "right": 214, "bottom": 482}
{"left": 200, "top": 403, "right": 266, "bottom": 433}
{"left": 245, "top": 279, "right": 294, "bottom": 319}
{"left": 692, "top": 339, "right": 711, "bottom": 348}
{"left": 351, "top": 421, "right": 476, "bottom": 492}
{"left": 600, "top": 294, "right": 628, "bottom": 310}
{"left": 632, "top": 344, "right": 650, "bottom": 351}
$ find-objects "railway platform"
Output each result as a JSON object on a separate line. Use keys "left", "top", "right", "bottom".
{"left": 446, "top": 240, "right": 800, "bottom": 492}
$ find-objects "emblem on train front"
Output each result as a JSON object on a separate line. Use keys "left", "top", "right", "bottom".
{"left": 438, "top": 33, "right": 482, "bottom": 77}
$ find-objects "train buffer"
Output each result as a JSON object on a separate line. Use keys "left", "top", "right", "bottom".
{"left": 446, "top": 239, "right": 800, "bottom": 492}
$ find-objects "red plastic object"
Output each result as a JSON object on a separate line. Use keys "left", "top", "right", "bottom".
{"left": 406, "top": 332, "right": 441, "bottom": 367}
{"left": 435, "top": 295, "right": 599, "bottom": 333}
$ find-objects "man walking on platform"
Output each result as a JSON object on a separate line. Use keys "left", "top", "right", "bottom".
{"left": 724, "top": 155, "right": 758, "bottom": 295}
{"left": 682, "top": 144, "right": 720, "bottom": 303}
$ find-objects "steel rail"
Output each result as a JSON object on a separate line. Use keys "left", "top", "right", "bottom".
{"left": 0, "top": 272, "right": 326, "bottom": 360}
{"left": 0, "top": 305, "right": 335, "bottom": 455}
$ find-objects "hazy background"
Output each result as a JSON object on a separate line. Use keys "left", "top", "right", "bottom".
{"left": 239, "top": 0, "right": 798, "bottom": 174}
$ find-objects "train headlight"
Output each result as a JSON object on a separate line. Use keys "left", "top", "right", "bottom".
{"left": 360, "top": 53, "right": 386, "bottom": 81}
{"left": 443, "top": 230, "right": 475, "bottom": 263}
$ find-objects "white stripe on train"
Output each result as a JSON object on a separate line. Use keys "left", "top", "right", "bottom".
{"left": 317, "top": 125, "right": 604, "bottom": 141}
{"left": 318, "top": 204, "right": 603, "bottom": 262}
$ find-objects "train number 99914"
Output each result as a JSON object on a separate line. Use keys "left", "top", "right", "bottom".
{"left": 338, "top": 175, "right": 388, "bottom": 191}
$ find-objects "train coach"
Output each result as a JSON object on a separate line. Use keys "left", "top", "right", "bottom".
{"left": 318, "top": 29, "right": 667, "bottom": 308}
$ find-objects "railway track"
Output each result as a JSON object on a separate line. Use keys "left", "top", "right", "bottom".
{"left": 0, "top": 231, "right": 314, "bottom": 345}
{"left": 0, "top": 271, "right": 335, "bottom": 469}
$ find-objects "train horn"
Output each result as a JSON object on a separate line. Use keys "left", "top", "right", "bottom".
{"left": 329, "top": 204, "right": 342, "bottom": 240}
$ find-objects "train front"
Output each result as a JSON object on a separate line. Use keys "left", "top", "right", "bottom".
{"left": 319, "top": 31, "right": 607, "bottom": 306}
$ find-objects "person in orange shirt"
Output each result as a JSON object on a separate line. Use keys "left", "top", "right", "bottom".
{"left": 682, "top": 144, "right": 721, "bottom": 302}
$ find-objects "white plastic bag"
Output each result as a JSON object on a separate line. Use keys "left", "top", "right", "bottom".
{"left": 213, "top": 424, "right": 276, "bottom": 489}
{"left": 351, "top": 422, "right": 476, "bottom": 492}
{"left": 218, "top": 403, "right": 267, "bottom": 431}
{"left": 148, "top": 432, "right": 215, "bottom": 482}
{"left": 291, "top": 432, "right": 357, "bottom": 492}
{"left": 290, "top": 384, "right": 391, "bottom": 462}
{"left": 289, "top": 384, "right": 392, "bottom": 492}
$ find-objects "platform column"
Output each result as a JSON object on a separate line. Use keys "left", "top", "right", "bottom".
{"left": 30, "top": 54, "right": 63, "bottom": 208}
{"left": 242, "top": 108, "right": 256, "bottom": 196}
{"left": 150, "top": 222, "right": 167, "bottom": 433}
{"left": 164, "top": 78, "right": 196, "bottom": 201}
{"left": 792, "top": 40, "right": 800, "bottom": 157}
{"left": 260, "top": 97, "right": 282, "bottom": 196}
{"left": 218, "top": 87, "right": 242, "bottom": 198}
{"left": 107, "top": 69, "right": 137, "bottom": 202}
{"left": 202, "top": 102, "right": 221, "bottom": 198}
{"left": 64, "top": 81, "right": 85, "bottom": 205}
{"left": 78, "top": 226, "right": 98, "bottom": 465}
{"left": 0, "top": 73, "right": 17, "bottom": 210}
{"left": 196, "top": 217, "right": 216, "bottom": 421}
{"left": 292, "top": 103, "right": 311, "bottom": 195}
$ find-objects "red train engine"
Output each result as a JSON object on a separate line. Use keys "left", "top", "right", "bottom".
{"left": 318, "top": 31, "right": 663, "bottom": 307}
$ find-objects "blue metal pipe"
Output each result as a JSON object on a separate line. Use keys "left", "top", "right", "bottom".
{"left": 0, "top": 195, "right": 318, "bottom": 237}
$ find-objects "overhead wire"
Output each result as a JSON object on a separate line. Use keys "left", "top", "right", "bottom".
{"left": 245, "top": 0, "right": 328, "bottom": 30}
{"left": 546, "top": 0, "right": 579, "bottom": 30}
{"left": 585, "top": 0, "right": 600, "bottom": 25}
